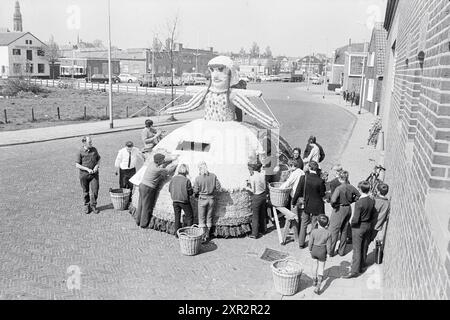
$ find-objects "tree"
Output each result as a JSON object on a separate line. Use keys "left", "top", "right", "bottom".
{"left": 44, "top": 35, "right": 60, "bottom": 79}
{"left": 239, "top": 47, "right": 247, "bottom": 57}
{"left": 264, "top": 46, "right": 272, "bottom": 58}
{"left": 92, "top": 39, "right": 105, "bottom": 48}
{"left": 163, "top": 15, "right": 179, "bottom": 121}
{"left": 152, "top": 36, "right": 163, "bottom": 53}
{"left": 249, "top": 42, "right": 260, "bottom": 58}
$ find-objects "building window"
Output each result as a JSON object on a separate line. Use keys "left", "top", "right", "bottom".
{"left": 37, "top": 49, "right": 45, "bottom": 56}
{"left": 26, "top": 63, "right": 33, "bottom": 74}
{"left": 367, "top": 79, "right": 374, "bottom": 102}
{"left": 368, "top": 53, "right": 375, "bottom": 67}
{"left": 1, "top": 66, "right": 5, "bottom": 74}
{"left": 38, "top": 64, "right": 45, "bottom": 73}
{"left": 13, "top": 63, "right": 21, "bottom": 74}
{"left": 12, "top": 49, "right": 21, "bottom": 55}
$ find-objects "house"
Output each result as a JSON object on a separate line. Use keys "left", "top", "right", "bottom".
{"left": 361, "top": 23, "right": 387, "bottom": 115}
{"left": 297, "top": 55, "right": 323, "bottom": 76}
{"left": 0, "top": 31, "right": 50, "bottom": 78}
{"left": 342, "top": 42, "right": 368, "bottom": 94}
{"left": 330, "top": 42, "right": 366, "bottom": 89}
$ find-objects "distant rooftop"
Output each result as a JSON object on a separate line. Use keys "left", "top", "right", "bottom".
{"left": 0, "top": 31, "right": 26, "bottom": 45}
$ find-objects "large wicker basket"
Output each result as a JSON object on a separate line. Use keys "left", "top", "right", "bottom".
{"left": 271, "top": 259, "right": 303, "bottom": 296}
{"left": 268, "top": 182, "right": 291, "bottom": 207}
{"left": 110, "top": 188, "right": 131, "bottom": 210}
{"left": 177, "top": 225, "right": 204, "bottom": 256}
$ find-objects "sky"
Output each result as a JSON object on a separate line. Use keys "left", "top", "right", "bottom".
{"left": 0, "top": 0, "right": 387, "bottom": 57}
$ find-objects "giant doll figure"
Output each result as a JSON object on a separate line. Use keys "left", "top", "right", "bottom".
{"left": 129, "top": 55, "right": 292, "bottom": 237}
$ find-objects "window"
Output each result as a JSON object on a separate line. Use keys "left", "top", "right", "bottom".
{"left": 26, "top": 63, "right": 33, "bottom": 73}
{"left": 176, "top": 141, "right": 210, "bottom": 152}
{"left": 367, "top": 79, "right": 374, "bottom": 102}
{"left": 26, "top": 50, "right": 32, "bottom": 61}
{"left": 38, "top": 64, "right": 45, "bottom": 73}
{"left": 37, "top": 49, "right": 45, "bottom": 56}
{"left": 25, "top": 40, "right": 33, "bottom": 44}
{"left": 368, "top": 53, "right": 375, "bottom": 67}
{"left": 1, "top": 66, "right": 5, "bottom": 74}
{"left": 12, "top": 49, "right": 21, "bottom": 55}
{"left": 13, "top": 63, "right": 21, "bottom": 74}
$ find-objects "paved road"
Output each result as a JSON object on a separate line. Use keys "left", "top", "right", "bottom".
{"left": 0, "top": 82, "right": 365, "bottom": 300}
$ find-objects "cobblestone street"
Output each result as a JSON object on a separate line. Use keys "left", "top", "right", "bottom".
{"left": 0, "top": 83, "right": 381, "bottom": 299}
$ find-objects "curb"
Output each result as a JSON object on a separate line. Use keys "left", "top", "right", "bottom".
{"left": 0, "top": 119, "right": 193, "bottom": 147}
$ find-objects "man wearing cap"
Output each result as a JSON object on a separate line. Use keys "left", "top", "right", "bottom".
{"left": 114, "top": 141, "right": 144, "bottom": 194}
{"left": 75, "top": 136, "right": 101, "bottom": 214}
{"left": 135, "top": 153, "right": 177, "bottom": 228}
{"left": 141, "top": 119, "right": 162, "bottom": 152}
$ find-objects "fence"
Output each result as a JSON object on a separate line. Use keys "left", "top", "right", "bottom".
{"left": 30, "top": 78, "right": 201, "bottom": 97}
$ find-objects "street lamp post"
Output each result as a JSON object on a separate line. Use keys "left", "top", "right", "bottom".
{"left": 107, "top": 0, "right": 113, "bottom": 128}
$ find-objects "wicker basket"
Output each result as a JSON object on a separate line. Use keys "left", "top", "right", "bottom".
{"left": 268, "top": 182, "right": 291, "bottom": 207}
{"left": 109, "top": 188, "right": 131, "bottom": 210}
{"left": 177, "top": 224, "right": 205, "bottom": 256}
{"left": 271, "top": 259, "right": 303, "bottom": 296}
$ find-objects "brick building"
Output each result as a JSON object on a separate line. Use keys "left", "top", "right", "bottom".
{"left": 330, "top": 42, "right": 366, "bottom": 88}
{"left": 343, "top": 42, "right": 369, "bottom": 93}
{"left": 380, "top": 0, "right": 450, "bottom": 299}
{"left": 362, "top": 23, "right": 387, "bottom": 115}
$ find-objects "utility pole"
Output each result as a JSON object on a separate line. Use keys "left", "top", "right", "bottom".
{"left": 306, "top": 54, "right": 311, "bottom": 91}
{"left": 107, "top": 0, "right": 113, "bottom": 128}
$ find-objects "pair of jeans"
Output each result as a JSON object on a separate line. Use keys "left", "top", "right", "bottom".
{"left": 135, "top": 183, "right": 157, "bottom": 228}
{"left": 351, "top": 222, "right": 371, "bottom": 274}
{"left": 173, "top": 202, "right": 194, "bottom": 233}
{"left": 197, "top": 196, "right": 215, "bottom": 228}
{"left": 298, "top": 211, "right": 319, "bottom": 247}
{"left": 251, "top": 192, "right": 267, "bottom": 236}
{"left": 79, "top": 172, "right": 99, "bottom": 206}
{"left": 329, "top": 206, "right": 352, "bottom": 255}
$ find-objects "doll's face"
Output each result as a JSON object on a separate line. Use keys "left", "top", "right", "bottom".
{"left": 208, "top": 65, "right": 229, "bottom": 91}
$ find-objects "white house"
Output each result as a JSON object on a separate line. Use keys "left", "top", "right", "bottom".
{"left": 0, "top": 32, "right": 50, "bottom": 78}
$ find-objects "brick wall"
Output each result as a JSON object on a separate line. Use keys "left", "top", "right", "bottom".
{"left": 381, "top": 0, "right": 450, "bottom": 299}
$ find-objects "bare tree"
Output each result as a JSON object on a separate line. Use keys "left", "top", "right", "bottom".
{"left": 92, "top": 39, "right": 105, "bottom": 48}
{"left": 163, "top": 14, "right": 179, "bottom": 121}
{"left": 239, "top": 47, "right": 247, "bottom": 57}
{"left": 250, "top": 42, "right": 260, "bottom": 58}
{"left": 43, "top": 35, "right": 60, "bottom": 79}
{"left": 264, "top": 46, "right": 272, "bottom": 58}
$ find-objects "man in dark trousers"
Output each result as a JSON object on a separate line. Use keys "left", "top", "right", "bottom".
{"left": 292, "top": 161, "right": 326, "bottom": 249}
{"left": 343, "top": 181, "right": 376, "bottom": 278}
{"left": 329, "top": 170, "right": 360, "bottom": 256}
{"left": 75, "top": 136, "right": 101, "bottom": 214}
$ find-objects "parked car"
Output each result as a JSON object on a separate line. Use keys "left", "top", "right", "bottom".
{"left": 335, "top": 87, "right": 342, "bottom": 95}
{"left": 181, "top": 73, "right": 194, "bottom": 85}
{"left": 138, "top": 74, "right": 157, "bottom": 87}
{"left": 269, "top": 75, "right": 281, "bottom": 82}
{"left": 311, "top": 77, "right": 323, "bottom": 85}
{"left": 86, "top": 74, "right": 120, "bottom": 84}
{"left": 191, "top": 73, "right": 207, "bottom": 85}
{"left": 118, "top": 73, "right": 138, "bottom": 83}
{"left": 158, "top": 76, "right": 182, "bottom": 86}
{"left": 279, "top": 73, "right": 292, "bottom": 82}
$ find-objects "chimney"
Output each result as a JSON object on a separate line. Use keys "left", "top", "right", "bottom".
{"left": 13, "top": 1, "right": 23, "bottom": 32}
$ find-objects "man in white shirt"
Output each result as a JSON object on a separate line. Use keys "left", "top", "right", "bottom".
{"left": 114, "top": 141, "right": 144, "bottom": 192}
{"left": 303, "top": 137, "right": 320, "bottom": 167}
{"left": 280, "top": 159, "right": 305, "bottom": 211}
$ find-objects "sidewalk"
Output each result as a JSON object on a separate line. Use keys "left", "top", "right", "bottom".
{"left": 0, "top": 110, "right": 204, "bottom": 147}
{"left": 295, "top": 86, "right": 384, "bottom": 299}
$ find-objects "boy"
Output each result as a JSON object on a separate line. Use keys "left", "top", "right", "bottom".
{"left": 343, "top": 181, "right": 375, "bottom": 278}
{"left": 309, "top": 214, "right": 332, "bottom": 294}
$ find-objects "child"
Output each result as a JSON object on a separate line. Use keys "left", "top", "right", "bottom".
{"left": 309, "top": 214, "right": 332, "bottom": 294}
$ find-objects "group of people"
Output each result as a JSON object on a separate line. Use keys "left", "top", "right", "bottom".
{"left": 74, "top": 124, "right": 390, "bottom": 296}
{"left": 283, "top": 159, "right": 391, "bottom": 294}
{"left": 342, "top": 90, "right": 360, "bottom": 107}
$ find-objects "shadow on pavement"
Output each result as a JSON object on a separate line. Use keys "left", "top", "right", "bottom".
{"left": 200, "top": 241, "right": 218, "bottom": 254}
{"left": 321, "top": 261, "right": 351, "bottom": 293}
